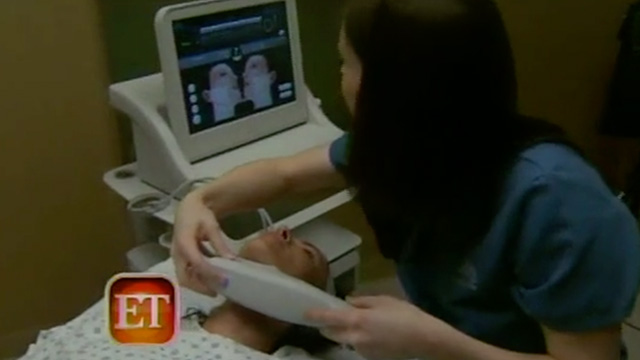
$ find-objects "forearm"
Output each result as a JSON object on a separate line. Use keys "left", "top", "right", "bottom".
{"left": 190, "top": 145, "right": 344, "bottom": 218}
{"left": 192, "top": 158, "right": 291, "bottom": 218}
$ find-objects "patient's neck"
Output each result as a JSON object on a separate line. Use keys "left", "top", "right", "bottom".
{"left": 203, "top": 302, "right": 289, "bottom": 353}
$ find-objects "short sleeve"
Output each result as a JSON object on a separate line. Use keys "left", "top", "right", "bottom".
{"left": 328, "top": 133, "right": 350, "bottom": 173}
{"left": 512, "top": 171, "right": 640, "bottom": 332}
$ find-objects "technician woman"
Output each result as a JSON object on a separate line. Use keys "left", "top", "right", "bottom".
{"left": 172, "top": 0, "right": 640, "bottom": 359}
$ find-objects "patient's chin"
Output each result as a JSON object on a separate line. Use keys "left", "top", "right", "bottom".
{"left": 238, "top": 247, "right": 274, "bottom": 266}
{"left": 238, "top": 241, "right": 320, "bottom": 282}
{"left": 239, "top": 250, "right": 308, "bottom": 281}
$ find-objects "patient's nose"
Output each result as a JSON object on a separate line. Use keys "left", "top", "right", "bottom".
{"left": 279, "top": 228, "right": 291, "bottom": 242}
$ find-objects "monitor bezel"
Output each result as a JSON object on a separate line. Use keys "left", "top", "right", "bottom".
{"left": 155, "top": 0, "right": 307, "bottom": 163}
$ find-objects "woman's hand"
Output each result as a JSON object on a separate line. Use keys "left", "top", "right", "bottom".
{"left": 171, "top": 191, "right": 235, "bottom": 296}
{"left": 306, "top": 295, "right": 455, "bottom": 360}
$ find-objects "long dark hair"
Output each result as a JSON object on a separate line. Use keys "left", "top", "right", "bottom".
{"left": 342, "top": 0, "right": 579, "bottom": 266}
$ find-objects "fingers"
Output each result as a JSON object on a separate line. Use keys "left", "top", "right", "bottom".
{"left": 186, "top": 263, "right": 220, "bottom": 297}
{"left": 346, "top": 295, "right": 390, "bottom": 308}
{"left": 170, "top": 194, "right": 236, "bottom": 296}
{"left": 194, "top": 261, "right": 229, "bottom": 291}
{"left": 172, "top": 222, "right": 226, "bottom": 296}
{"left": 173, "top": 224, "right": 207, "bottom": 266}
{"left": 172, "top": 251, "right": 225, "bottom": 297}
{"left": 172, "top": 256, "right": 218, "bottom": 297}
{"left": 319, "top": 327, "right": 355, "bottom": 345}
{"left": 197, "top": 240, "right": 216, "bottom": 258}
{"left": 205, "top": 223, "right": 236, "bottom": 259}
{"left": 173, "top": 255, "right": 227, "bottom": 296}
{"left": 307, "top": 308, "right": 369, "bottom": 352}
{"left": 306, "top": 308, "right": 357, "bottom": 327}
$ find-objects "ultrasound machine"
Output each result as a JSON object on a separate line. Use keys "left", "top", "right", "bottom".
{"left": 103, "top": 0, "right": 362, "bottom": 303}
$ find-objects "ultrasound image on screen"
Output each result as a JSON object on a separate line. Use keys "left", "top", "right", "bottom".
{"left": 173, "top": 2, "right": 296, "bottom": 134}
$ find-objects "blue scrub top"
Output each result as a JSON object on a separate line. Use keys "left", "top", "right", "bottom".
{"left": 329, "top": 133, "right": 640, "bottom": 354}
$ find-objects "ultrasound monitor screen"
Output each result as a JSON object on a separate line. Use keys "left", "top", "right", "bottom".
{"left": 173, "top": 2, "right": 296, "bottom": 134}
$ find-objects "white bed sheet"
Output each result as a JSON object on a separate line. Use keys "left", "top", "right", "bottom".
{"left": 18, "top": 258, "right": 366, "bottom": 360}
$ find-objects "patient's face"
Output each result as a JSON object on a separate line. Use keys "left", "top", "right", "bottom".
{"left": 239, "top": 229, "right": 329, "bottom": 289}
{"left": 244, "top": 55, "right": 270, "bottom": 77}
{"left": 243, "top": 55, "right": 274, "bottom": 85}
{"left": 210, "top": 63, "right": 239, "bottom": 89}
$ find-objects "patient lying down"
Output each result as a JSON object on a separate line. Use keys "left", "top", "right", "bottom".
{"left": 19, "top": 229, "right": 336, "bottom": 360}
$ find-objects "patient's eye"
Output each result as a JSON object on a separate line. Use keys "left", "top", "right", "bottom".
{"left": 303, "top": 247, "right": 314, "bottom": 260}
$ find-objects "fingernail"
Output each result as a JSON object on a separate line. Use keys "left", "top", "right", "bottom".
{"left": 220, "top": 276, "right": 229, "bottom": 289}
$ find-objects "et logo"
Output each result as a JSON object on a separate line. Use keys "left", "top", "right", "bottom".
{"left": 105, "top": 273, "right": 179, "bottom": 345}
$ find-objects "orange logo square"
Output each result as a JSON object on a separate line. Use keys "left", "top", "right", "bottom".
{"left": 105, "top": 273, "right": 179, "bottom": 345}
